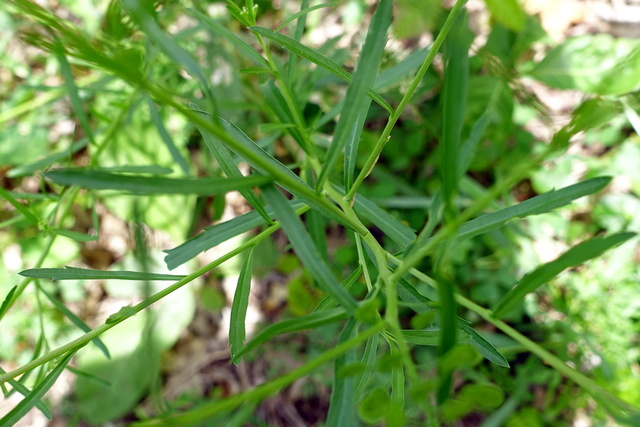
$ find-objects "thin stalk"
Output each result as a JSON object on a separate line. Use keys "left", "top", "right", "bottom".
{"left": 345, "top": 0, "right": 468, "bottom": 202}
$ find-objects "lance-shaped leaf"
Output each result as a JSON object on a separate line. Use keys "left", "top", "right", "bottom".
{"left": 316, "top": 0, "right": 393, "bottom": 189}
{"left": 229, "top": 247, "right": 255, "bottom": 364}
{"left": 493, "top": 232, "right": 636, "bottom": 317}
{"left": 231, "top": 307, "right": 349, "bottom": 363}
{"left": 326, "top": 319, "right": 358, "bottom": 426}
{"left": 163, "top": 200, "right": 306, "bottom": 270}
{"left": 0, "top": 367, "right": 51, "bottom": 419}
{"left": 249, "top": 26, "right": 392, "bottom": 113}
{"left": 262, "top": 185, "right": 358, "bottom": 311}
{"left": 44, "top": 169, "right": 270, "bottom": 195}
{"left": 20, "top": 266, "right": 185, "bottom": 281}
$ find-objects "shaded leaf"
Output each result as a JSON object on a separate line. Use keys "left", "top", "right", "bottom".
{"left": 230, "top": 247, "right": 255, "bottom": 363}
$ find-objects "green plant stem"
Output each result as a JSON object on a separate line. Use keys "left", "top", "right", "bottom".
{"left": 345, "top": 0, "right": 469, "bottom": 202}
{"left": 131, "top": 322, "right": 385, "bottom": 426}
{"left": 0, "top": 210, "right": 306, "bottom": 385}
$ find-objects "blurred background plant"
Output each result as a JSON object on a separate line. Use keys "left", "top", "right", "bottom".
{"left": 0, "top": 0, "right": 639, "bottom": 425}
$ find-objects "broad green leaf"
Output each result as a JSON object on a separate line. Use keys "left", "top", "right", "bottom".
{"left": 317, "top": 0, "right": 392, "bottom": 189}
{"left": 147, "top": 96, "right": 191, "bottom": 176}
{"left": 262, "top": 186, "right": 358, "bottom": 311}
{"left": 358, "top": 388, "right": 389, "bottom": 424}
{"left": 229, "top": 247, "right": 255, "bottom": 364}
{"left": 484, "top": 0, "right": 526, "bottom": 32}
{"left": 326, "top": 319, "right": 357, "bottom": 426}
{"left": 187, "top": 8, "right": 267, "bottom": 66}
{"left": 38, "top": 284, "right": 110, "bottom": 359}
{"left": 440, "top": 344, "right": 482, "bottom": 372}
{"left": 0, "top": 351, "right": 75, "bottom": 426}
{"left": 249, "top": 26, "right": 392, "bottom": 114}
{"left": 163, "top": 200, "right": 306, "bottom": 270}
{"left": 232, "top": 307, "right": 349, "bottom": 362}
{"left": 0, "top": 367, "right": 51, "bottom": 419}
{"left": 528, "top": 34, "right": 640, "bottom": 95}
{"left": 192, "top": 105, "right": 271, "bottom": 223}
{"left": 493, "top": 232, "right": 636, "bottom": 317}
{"left": 20, "top": 266, "right": 185, "bottom": 281}
{"left": 44, "top": 168, "right": 270, "bottom": 195}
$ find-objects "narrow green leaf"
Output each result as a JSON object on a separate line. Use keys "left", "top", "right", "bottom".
{"left": 0, "top": 351, "right": 75, "bottom": 426}
{"left": 44, "top": 168, "right": 270, "bottom": 195}
{"left": 0, "top": 369, "right": 51, "bottom": 419}
{"left": 192, "top": 106, "right": 272, "bottom": 223}
{"left": 326, "top": 319, "right": 357, "bottom": 426}
{"left": 353, "top": 333, "right": 378, "bottom": 400}
{"left": 494, "top": 232, "right": 636, "bottom": 317}
{"left": 0, "top": 186, "right": 40, "bottom": 226}
{"left": 37, "top": 284, "right": 110, "bottom": 359}
{"left": 19, "top": 266, "right": 185, "bottom": 281}
{"left": 262, "top": 186, "right": 358, "bottom": 311}
{"left": 51, "top": 229, "right": 99, "bottom": 242}
{"left": 317, "top": 0, "right": 392, "bottom": 189}
{"left": 164, "top": 200, "right": 306, "bottom": 270}
{"left": 218, "top": 118, "right": 358, "bottom": 230}
{"left": 122, "top": 0, "right": 209, "bottom": 91}
{"left": 402, "top": 329, "right": 440, "bottom": 346}
{"left": 440, "top": 10, "right": 471, "bottom": 215}
{"left": 0, "top": 286, "right": 17, "bottom": 319}
{"left": 277, "top": 2, "right": 338, "bottom": 30}
{"left": 436, "top": 273, "right": 458, "bottom": 404}
{"left": 373, "top": 47, "right": 429, "bottom": 91}
{"left": 99, "top": 165, "right": 173, "bottom": 174}
{"left": 397, "top": 279, "right": 508, "bottom": 367}
{"left": 230, "top": 247, "right": 255, "bottom": 364}
{"left": 53, "top": 37, "right": 95, "bottom": 145}
{"left": 65, "top": 366, "right": 111, "bottom": 386}
{"left": 232, "top": 307, "right": 349, "bottom": 362}
{"left": 249, "top": 26, "right": 392, "bottom": 114}
{"left": 147, "top": 96, "right": 191, "bottom": 176}
{"left": 187, "top": 8, "right": 267, "bottom": 66}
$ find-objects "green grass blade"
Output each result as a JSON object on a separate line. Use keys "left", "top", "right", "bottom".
{"left": 326, "top": 319, "right": 357, "bottom": 426}
{"left": 262, "top": 185, "right": 358, "bottom": 311}
{"left": 187, "top": 8, "right": 268, "bottom": 66}
{"left": 44, "top": 168, "right": 270, "bottom": 195}
{"left": 402, "top": 329, "right": 440, "bottom": 346}
{"left": 147, "top": 96, "right": 191, "bottom": 176}
{"left": 0, "top": 351, "right": 75, "bottom": 426}
{"left": 343, "top": 100, "right": 373, "bottom": 191}
{"left": 440, "top": 11, "right": 470, "bottom": 215}
{"left": 0, "top": 368, "right": 51, "bottom": 419}
{"left": 373, "top": 48, "right": 429, "bottom": 91}
{"left": 37, "top": 283, "right": 110, "bottom": 359}
{"left": 192, "top": 106, "right": 272, "bottom": 223}
{"left": 260, "top": 81, "right": 311, "bottom": 154}
{"left": 459, "top": 324, "right": 509, "bottom": 368}
{"left": 122, "top": 0, "right": 209, "bottom": 91}
{"left": 435, "top": 273, "right": 457, "bottom": 404}
{"left": 316, "top": 0, "right": 392, "bottom": 189}
{"left": 163, "top": 200, "right": 306, "bottom": 270}
{"left": 50, "top": 229, "right": 99, "bottom": 242}
{"left": 98, "top": 165, "right": 173, "bottom": 174}
{"left": 19, "top": 266, "right": 185, "bottom": 281}
{"left": 0, "top": 286, "right": 17, "bottom": 319}
{"left": 65, "top": 366, "right": 111, "bottom": 386}
{"left": 493, "top": 232, "right": 636, "bottom": 317}
{"left": 230, "top": 247, "right": 255, "bottom": 364}
{"left": 231, "top": 307, "right": 349, "bottom": 362}
{"left": 249, "top": 26, "right": 392, "bottom": 114}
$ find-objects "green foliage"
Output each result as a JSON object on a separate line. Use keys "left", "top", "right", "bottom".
{"left": 1, "top": 0, "right": 639, "bottom": 425}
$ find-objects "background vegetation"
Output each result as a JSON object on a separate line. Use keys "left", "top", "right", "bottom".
{"left": 1, "top": 0, "right": 639, "bottom": 425}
